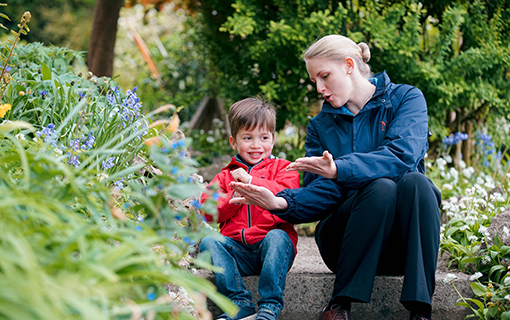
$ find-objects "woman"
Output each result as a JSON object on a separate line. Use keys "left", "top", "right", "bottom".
{"left": 229, "top": 34, "right": 441, "bottom": 320}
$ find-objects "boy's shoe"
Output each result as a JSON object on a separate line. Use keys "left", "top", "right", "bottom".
{"left": 216, "top": 306, "right": 257, "bottom": 320}
{"left": 255, "top": 309, "right": 278, "bottom": 320}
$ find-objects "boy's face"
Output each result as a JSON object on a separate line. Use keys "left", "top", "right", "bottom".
{"left": 229, "top": 125, "right": 275, "bottom": 165}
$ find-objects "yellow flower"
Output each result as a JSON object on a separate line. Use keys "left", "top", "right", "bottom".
{"left": 19, "top": 91, "right": 25, "bottom": 96}
{"left": 0, "top": 103, "right": 12, "bottom": 118}
{"left": 167, "top": 112, "right": 180, "bottom": 133}
{"left": 144, "top": 136, "right": 161, "bottom": 147}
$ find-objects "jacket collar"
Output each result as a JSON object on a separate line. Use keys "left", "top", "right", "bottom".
{"left": 225, "top": 154, "right": 276, "bottom": 170}
{"left": 320, "top": 71, "right": 390, "bottom": 116}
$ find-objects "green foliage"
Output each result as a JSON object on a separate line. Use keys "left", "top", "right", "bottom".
{"left": 0, "top": 22, "right": 235, "bottom": 319}
{"left": 191, "top": 0, "right": 510, "bottom": 164}
{"left": 1, "top": 0, "right": 95, "bottom": 51}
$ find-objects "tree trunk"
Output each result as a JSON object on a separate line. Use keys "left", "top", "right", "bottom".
{"left": 87, "top": 0, "right": 125, "bottom": 77}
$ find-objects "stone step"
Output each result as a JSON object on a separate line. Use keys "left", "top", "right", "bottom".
{"left": 198, "top": 237, "right": 474, "bottom": 320}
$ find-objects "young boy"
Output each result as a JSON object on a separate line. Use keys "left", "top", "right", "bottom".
{"left": 199, "top": 97, "right": 299, "bottom": 320}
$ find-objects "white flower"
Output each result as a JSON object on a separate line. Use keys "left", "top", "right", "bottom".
{"left": 53, "top": 148, "right": 63, "bottom": 155}
{"left": 443, "top": 183, "right": 453, "bottom": 191}
{"left": 468, "top": 235, "right": 479, "bottom": 242}
{"left": 443, "top": 273, "right": 457, "bottom": 283}
{"left": 15, "top": 133, "right": 26, "bottom": 141}
{"left": 459, "top": 160, "right": 466, "bottom": 169}
{"left": 504, "top": 277, "right": 510, "bottom": 286}
{"left": 469, "top": 272, "right": 483, "bottom": 281}
{"left": 445, "top": 155, "right": 453, "bottom": 163}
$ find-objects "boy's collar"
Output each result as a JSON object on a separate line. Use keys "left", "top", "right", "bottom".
{"left": 234, "top": 154, "right": 276, "bottom": 168}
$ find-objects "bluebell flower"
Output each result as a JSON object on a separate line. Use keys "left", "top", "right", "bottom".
{"left": 171, "top": 142, "right": 178, "bottom": 149}
{"left": 78, "top": 92, "right": 86, "bottom": 100}
{"left": 69, "top": 138, "right": 81, "bottom": 151}
{"left": 178, "top": 140, "right": 186, "bottom": 147}
{"left": 175, "top": 215, "right": 181, "bottom": 220}
{"left": 171, "top": 167, "right": 178, "bottom": 175}
{"left": 135, "top": 225, "right": 142, "bottom": 232}
{"left": 101, "top": 157, "right": 116, "bottom": 170}
{"left": 124, "top": 203, "right": 130, "bottom": 209}
{"left": 67, "top": 154, "right": 80, "bottom": 168}
{"left": 177, "top": 175, "right": 184, "bottom": 183}
{"left": 188, "top": 177, "right": 194, "bottom": 183}
{"left": 35, "top": 123, "right": 58, "bottom": 147}
{"left": 180, "top": 151, "right": 187, "bottom": 158}
{"left": 183, "top": 236, "right": 195, "bottom": 245}
{"left": 442, "top": 131, "right": 468, "bottom": 146}
{"left": 39, "top": 90, "right": 47, "bottom": 97}
{"left": 147, "top": 292, "right": 155, "bottom": 301}
{"left": 82, "top": 133, "right": 95, "bottom": 150}
{"left": 113, "top": 178, "right": 124, "bottom": 191}
{"left": 5, "top": 66, "right": 11, "bottom": 72}
{"left": 191, "top": 199, "right": 202, "bottom": 209}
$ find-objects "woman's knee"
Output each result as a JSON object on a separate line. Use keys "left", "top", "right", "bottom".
{"left": 365, "top": 178, "right": 398, "bottom": 202}
{"left": 399, "top": 173, "right": 441, "bottom": 202}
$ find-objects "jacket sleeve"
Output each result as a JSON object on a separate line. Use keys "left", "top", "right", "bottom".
{"left": 335, "top": 86, "right": 429, "bottom": 188}
{"left": 200, "top": 170, "right": 242, "bottom": 223}
{"left": 270, "top": 124, "right": 344, "bottom": 224}
{"left": 250, "top": 160, "right": 300, "bottom": 224}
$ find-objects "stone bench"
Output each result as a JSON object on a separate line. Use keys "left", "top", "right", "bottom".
{"left": 197, "top": 236, "right": 474, "bottom": 320}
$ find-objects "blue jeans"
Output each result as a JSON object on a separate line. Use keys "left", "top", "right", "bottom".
{"left": 200, "top": 229, "right": 295, "bottom": 317}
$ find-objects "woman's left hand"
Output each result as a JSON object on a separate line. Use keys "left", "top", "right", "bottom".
{"left": 286, "top": 150, "right": 338, "bottom": 179}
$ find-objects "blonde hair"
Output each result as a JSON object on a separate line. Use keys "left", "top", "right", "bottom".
{"left": 303, "top": 35, "right": 372, "bottom": 79}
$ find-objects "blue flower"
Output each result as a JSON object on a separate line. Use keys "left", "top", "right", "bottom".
{"left": 191, "top": 199, "right": 202, "bottom": 209}
{"left": 175, "top": 215, "right": 181, "bottom": 220}
{"left": 147, "top": 292, "right": 155, "bottom": 301}
{"left": 178, "top": 140, "right": 186, "bottom": 147}
{"left": 442, "top": 132, "right": 468, "bottom": 146}
{"left": 35, "top": 123, "right": 58, "bottom": 146}
{"left": 135, "top": 225, "right": 142, "bottom": 232}
{"left": 212, "top": 192, "right": 220, "bottom": 201}
{"left": 101, "top": 157, "right": 116, "bottom": 170}
{"left": 39, "top": 90, "right": 48, "bottom": 97}
{"left": 81, "top": 133, "right": 95, "bottom": 150}
{"left": 69, "top": 138, "right": 81, "bottom": 151}
{"left": 67, "top": 154, "right": 81, "bottom": 168}
{"left": 78, "top": 92, "right": 86, "bottom": 100}
{"left": 183, "top": 236, "right": 195, "bottom": 245}
{"left": 171, "top": 167, "right": 178, "bottom": 175}
{"left": 177, "top": 175, "right": 184, "bottom": 183}
{"left": 113, "top": 178, "right": 124, "bottom": 191}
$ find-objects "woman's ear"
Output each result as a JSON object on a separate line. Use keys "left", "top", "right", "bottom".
{"left": 229, "top": 136, "right": 237, "bottom": 150}
{"left": 345, "top": 57, "right": 355, "bottom": 74}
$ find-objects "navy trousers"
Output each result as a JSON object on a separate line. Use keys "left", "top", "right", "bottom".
{"left": 315, "top": 172, "right": 441, "bottom": 308}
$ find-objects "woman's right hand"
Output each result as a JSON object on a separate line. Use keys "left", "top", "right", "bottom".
{"left": 228, "top": 181, "right": 289, "bottom": 211}
{"left": 286, "top": 150, "right": 338, "bottom": 179}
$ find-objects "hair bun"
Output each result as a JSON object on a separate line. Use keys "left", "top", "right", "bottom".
{"left": 358, "top": 42, "right": 371, "bottom": 63}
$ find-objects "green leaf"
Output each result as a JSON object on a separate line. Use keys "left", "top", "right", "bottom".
{"left": 41, "top": 62, "right": 52, "bottom": 80}
{"left": 470, "top": 282, "right": 487, "bottom": 296}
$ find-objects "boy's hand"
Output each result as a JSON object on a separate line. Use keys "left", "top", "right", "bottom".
{"left": 229, "top": 182, "right": 289, "bottom": 211}
{"left": 286, "top": 150, "right": 337, "bottom": 179}
{"left": 230, "top": 168, "right": 252, "bottom": 184}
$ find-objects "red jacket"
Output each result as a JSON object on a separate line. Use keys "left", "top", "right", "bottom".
{"left": 201, "top": 155, "right": 300, "bottom": 252}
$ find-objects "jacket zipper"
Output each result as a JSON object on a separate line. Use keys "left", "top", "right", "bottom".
{"left": 239, "top": 160, "right": 262, "bottom": 245}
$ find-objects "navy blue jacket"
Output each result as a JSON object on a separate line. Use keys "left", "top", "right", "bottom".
{"left": 273, "top": 71, "right": 429, "bottom": 223}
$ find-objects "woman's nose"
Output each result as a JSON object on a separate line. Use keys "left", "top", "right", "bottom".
{"left": 316, "top": 81, "right": 326, "bottom": 93}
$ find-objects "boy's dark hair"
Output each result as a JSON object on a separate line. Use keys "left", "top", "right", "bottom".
{"left": 228, "top": 97, "right": 276, "bottom": 138}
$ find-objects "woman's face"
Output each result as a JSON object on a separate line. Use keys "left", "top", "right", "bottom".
{"left": 306, "top": 57, "right": 352, "bottom": 108}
